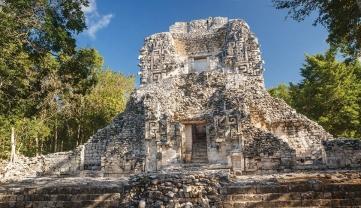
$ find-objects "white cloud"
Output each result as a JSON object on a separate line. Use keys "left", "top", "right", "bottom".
{"left": 86, "top": 14, "right": 113, "bottom": 39}
{"left": 82, "top": 0, "right": 113, "bottom": 39}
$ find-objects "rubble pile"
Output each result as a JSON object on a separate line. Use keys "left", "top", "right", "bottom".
{"left": 122, "top": 170, "right": 230, "bottom": 207}
{"left": 0, "top": 156, "right": 37, "bottom": 183}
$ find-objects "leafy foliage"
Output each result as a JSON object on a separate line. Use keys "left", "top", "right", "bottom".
{"left": 78, "top": 70, "right": 135, "bottom": 145}
{"left": 269, "top": 51, "right": 361, "bottom": 138}
{"left": 0, "top": 0, "right": 135, "bottom": 159}
{"left": 272, "top": 0, "right": 361, "bottom": 58}
{"left": 268, "top": 83, "right": 293, "bottom": 106}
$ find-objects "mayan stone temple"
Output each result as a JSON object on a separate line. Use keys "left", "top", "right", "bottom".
{"left": 1, "top": 17, "right": 361, "bottom": 208}
{"left": 80, "top": 16, "right": 358, "bottom": 175}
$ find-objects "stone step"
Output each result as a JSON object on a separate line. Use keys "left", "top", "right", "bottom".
{"left": 192, "top": 149, "right": 207, "bottom": 153}
{"left": 192, "top": 156, "right": 207, "bottom": 159}
{"left": 225, "top": 198, "right": 361, "bottom": 207}
{"left": 192, "top": 146, "right": 206, "bottom": 149}
{"left": 192, "top": 145, "right": 207, "bottom": 148}
{"left": 193, "top": 142, "right": 207, "bottom": 145}
{"left": 192, "top": 154, "right": 208, "bottom": 158}
{"left": 192, "top": 153, "right": 207, "bottom": 157}
{"left": 0, "top": 200, "right": 120, "bottom": 208}
{"left": 182, "top": 162, "right": 208, "bottom": 166}
{"left": 192, "top": 146, "right": 207, "bottom": 149}
{"left": 191, "top": 156, "right": 207, "bottom": 159}
{"left": 192, "top": 155, "right": 207, "bottom": 158}
{"left": 228, "top": 191, "right": 361, "bottom": 202}
{"left": 193, "top": 151, "right": 207, "bottom": 155}
{"left": 192, "top": 159, "right": 208, "bottom": 163}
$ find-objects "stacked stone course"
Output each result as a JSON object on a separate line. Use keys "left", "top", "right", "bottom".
{"left": 1, "top": 171, "right": 361, "bottom": 207}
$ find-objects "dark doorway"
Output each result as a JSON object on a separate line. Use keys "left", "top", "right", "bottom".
{"left": 191, "top": 124, "right": 208, "bottom": 163}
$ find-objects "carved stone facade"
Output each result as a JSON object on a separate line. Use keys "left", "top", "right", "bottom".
{"left": 134, "top": 17, "right": 334, "bottom": 173}
{"left": 2, "top": 18, "right": 361, "bottom": 181}
{"left": 138, "top": 17, "right": 263, "bottom": 86}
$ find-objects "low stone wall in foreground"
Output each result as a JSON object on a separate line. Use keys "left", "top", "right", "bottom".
{"left": 1, "top": 170, "right": 361, "bottom": 208}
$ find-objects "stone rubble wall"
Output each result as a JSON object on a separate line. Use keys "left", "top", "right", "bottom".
{"left": 1, "top": 171, "right": 361, "bottom": 208}
{"left": 323, "top": 139, "right": 361, "bottom": 169}
{"left": 0, "top": 150, "right": 81, "bottom": 183}
{"left": 84, "top": 93, "right": 146, "bottom": 175}
{"left": 0, "top": 92, "right": 146, "bottom": 180}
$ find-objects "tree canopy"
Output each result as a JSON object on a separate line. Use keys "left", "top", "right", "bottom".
{"left": 0, "top": 0, "right": 136, "bottom": 159}
{"left": 272, "top": 0, "right": 361, "bottom": 58}
{"left": 269, "top": 51, "right": 361, "bottom": 138}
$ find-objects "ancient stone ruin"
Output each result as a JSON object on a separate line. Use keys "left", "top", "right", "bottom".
{"left": 1, "top": 17, "right": 361, "bottom": 208}
{"left": 2, "top": 17, "right": 361, "bottom": 179}
{"left": 82, "top": 16, "right": 360, "bottom": 176}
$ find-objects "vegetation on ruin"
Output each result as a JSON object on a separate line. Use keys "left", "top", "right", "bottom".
{"left": 272, "top": 0, "right": 361, "bottom": 59}
{"left": 0, "top": 0, "right": 134, "bottom": 159}
{"left": 269, "top": 50, "right": 361, "bottom": 138}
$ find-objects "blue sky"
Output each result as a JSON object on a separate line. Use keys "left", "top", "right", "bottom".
{"left": 77, "top": 0, "right": 328, "bottom": 88}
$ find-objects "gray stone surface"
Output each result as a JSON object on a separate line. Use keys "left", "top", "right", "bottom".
{"left": 1, "top": 17, "right": 361, "bottom": 182}
{"left": 1, "top": 170, "right": 361, "bottom": 207}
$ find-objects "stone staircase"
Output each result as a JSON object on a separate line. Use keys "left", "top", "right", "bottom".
{"left": 191, "top": 139, "right": 208, "bottom": 163}
{"left": 1, "top": 171, "right": 361, "bottom": 208}
{"left": 223, "top": 182, "right": 361, "bottom": 207}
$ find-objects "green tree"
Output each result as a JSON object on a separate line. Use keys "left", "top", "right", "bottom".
{"left": 0, "top": 0, "right": 108, "bottom": 159}
{"left": 36, "top": 49, "right": 103, "bottom": 153}
{"left": 0, "top": 0, "right": 90, "bottom": 116}
{"left": 0, "top": 0, "right": 136, "bottom": 160}
{"left": 0, "top": 0, "right": 88, "bottom": 56}
{"left": 272, "top": 0, "right": 361, "bottom": 58}
{"left": 269, "top": 51, "right": 361, "bottom": 138}
{"left": 80, "top": 70, "right": 135, "bottom": 144}
{"left": 268, "top": 83, "right": 293, "bottom": 105}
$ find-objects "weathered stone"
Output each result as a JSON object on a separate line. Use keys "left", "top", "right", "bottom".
{"left": 1, "top": 16, "right": 361, "bottom": 208}
{"left": 138, "top": 199, "right": 146, "bottom": 208}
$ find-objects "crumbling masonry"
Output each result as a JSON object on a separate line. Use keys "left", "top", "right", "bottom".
{"left": 2, "top": 17, "right": 361, "bottom": 180}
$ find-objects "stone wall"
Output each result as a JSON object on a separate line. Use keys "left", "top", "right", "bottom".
{"left": 1, "top": 171, "right": 361, "bottom": 208}
{"left": 0, "top": 150, "right": 81, "bottom": 182}
{"left": 323, "top": 139, "right": 361, "bottom": 169}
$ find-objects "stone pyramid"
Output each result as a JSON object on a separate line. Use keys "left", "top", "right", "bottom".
{"left": 82, "top": 17, "right": 335, "bottom": 175}
{"left": 4, "top": 18, "right": 361, "bottom": 181}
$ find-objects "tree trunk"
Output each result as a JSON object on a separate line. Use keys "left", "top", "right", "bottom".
{"left": 35, "top": 137, "right": 39, "bottom": 156}
{"left": 54, "top": 117, "right": 58, "bottom": 152}
{"left": 77, "top": 123, "right": 81, "bottom": 145}
{"left": 10, "top": 127, "right": 16, "bottom": 163}
{"left": 40, "top": 140, "right": 43, "bottom": 155}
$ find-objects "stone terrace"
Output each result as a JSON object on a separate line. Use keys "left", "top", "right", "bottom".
{"left": 1, "top": 170, "right": 361, "bottom": 207}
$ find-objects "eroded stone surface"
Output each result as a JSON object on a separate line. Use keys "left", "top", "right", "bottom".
{"left": 1, "top": 17, "right": 361, "bottom": 182}
{"left": 1, "top": 170, "right": 361, "bottom": 208}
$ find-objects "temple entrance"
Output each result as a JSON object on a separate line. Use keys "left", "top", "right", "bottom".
{"left": 191, "top": 124, "right": 208, "bottom": 163}
{"left": 183, "top": 123, "right": 208, "bottom": 163}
